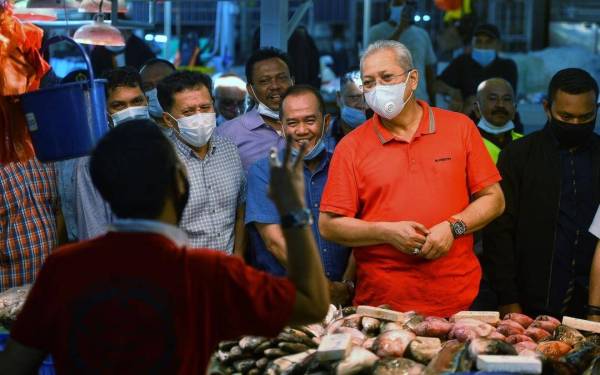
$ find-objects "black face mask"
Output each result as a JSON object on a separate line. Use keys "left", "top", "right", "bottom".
{"left": 174, "top": 175, "right": 190, "bottom": 225}
{"left": 548, "top": 116, "right": 596, "bottom": 149}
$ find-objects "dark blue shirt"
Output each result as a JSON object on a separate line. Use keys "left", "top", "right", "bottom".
{"left": 549, "top": 144, "right": 596, "bottom": 314}
{"left": 245, "top": 150, "right": 350, "bottom": 281}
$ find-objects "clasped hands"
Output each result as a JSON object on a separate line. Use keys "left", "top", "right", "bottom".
{"left": 381, "top": 220, "right": 454, "bottom": 260}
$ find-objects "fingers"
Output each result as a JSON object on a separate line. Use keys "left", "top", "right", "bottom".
{"left": 409, "top": 221, "right": 430, "bottom": 236}
{"left": 293, "top": 142, "right": 307, "bottom": 171}
{"left": 269, "top": 147, "right": 281, "bottom": 168}
{"left": 282, "top": 137, "right": 293, "bottom": 167}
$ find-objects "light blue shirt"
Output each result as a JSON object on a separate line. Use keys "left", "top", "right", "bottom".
{"left": 216, "top": 109, "right": 286, "bottom": 172}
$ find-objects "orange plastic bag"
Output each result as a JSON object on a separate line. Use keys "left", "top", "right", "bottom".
{"left": 0, "top": 1, "right": 50, "bottom": 162}
{"left": 434, "top": 0, "right": 463, "bottom": 11}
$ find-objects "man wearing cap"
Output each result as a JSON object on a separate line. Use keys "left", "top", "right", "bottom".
{"left": 436, "top": 23, "right": 518, "bottom": 114}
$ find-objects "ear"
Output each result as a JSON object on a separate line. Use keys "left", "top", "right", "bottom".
{"left": 246, "top": 83, "right": 257, "bottom": 101}
{"left": 543, "top": 99, "right": 552, "bottom": 121}
{"left": 409, "top": 70, "right": 419, "bottom": 91}
{"left": 323, "top": 113, "right": 331, "bottom": 133}
{"left": 473, "top": 101, "right": 482, "bottom": 119}
{"left": 162, "top": 112, "right": 177, "bottom": 129}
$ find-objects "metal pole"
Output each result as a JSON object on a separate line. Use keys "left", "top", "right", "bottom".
{"left": 362, "top": 0, "right": 372, "bottom": 51}
{"left": 164, "top": 1, "right": 172, "bottom": 59}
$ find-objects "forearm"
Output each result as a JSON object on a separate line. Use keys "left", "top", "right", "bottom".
{"left": 285, "top": 225, "right": 330, "bottom": 320}
{"left": 319, "top": 214, "right": 387, "bottom": 247}
{"left": 343, "top": 253, "right": 356, "bottom": 281}
{"left": 233, "top": 207, "right": 247, "bottom": 258}
{"left": 454, "top": 185, "right": 505, "bottom": 233}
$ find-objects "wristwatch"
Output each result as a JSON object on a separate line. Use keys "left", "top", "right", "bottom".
{"left": 448, "top": 217, "right": 467, "bottom": 238}
{"left": 281, "top": 208, "right": 313, "bottom": 229}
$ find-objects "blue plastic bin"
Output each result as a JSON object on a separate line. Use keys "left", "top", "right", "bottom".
{"left": 20, "top": 36, "right": 108, "bottom": 162}
{"left": 0, "top": 331, "right": 55, "bottom": 374}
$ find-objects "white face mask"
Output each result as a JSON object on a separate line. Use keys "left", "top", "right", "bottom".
{"left": 168, "top": 112, "right": 216, "bottom": 147}
{"left": 364, "top": 71, "right": 413, "bottom": 120}
{"left": 111, "top": 106, "right": 150, "bottom": 126}
{"left": 477, "top": 116, "right": 515, "bottom": 135}
{"left": 249, "top": 85, "right": 280, "bottom": 120}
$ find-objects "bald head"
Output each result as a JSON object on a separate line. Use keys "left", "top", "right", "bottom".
{"left": 475, "top": 78, "right": 516, "bottom": 127}
{"left": 140, "top": 60, "right": 176, "bottom": 92}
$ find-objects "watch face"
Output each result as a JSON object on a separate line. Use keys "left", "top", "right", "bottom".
{"left": 453, "top": 221, "right": 467, "bottom": 236}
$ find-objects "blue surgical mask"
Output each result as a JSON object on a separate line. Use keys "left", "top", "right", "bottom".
{"left": 145, "top": 88, "right": 163, "bottom": 118}
{"left": 290, "top": 121, "right": 327, "bottom": 161}
{"left": 471, "top": 48, "right": 496, "bottom": 67}
{"left": 341, "top": 106, "right": 367, "bottom": 128}
{"left": 390, "top": 5, "right": 405, "bottom": 23}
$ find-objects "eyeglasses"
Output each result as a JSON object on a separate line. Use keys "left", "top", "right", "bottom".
{"left": 360, "top": 71, "right": 411, "bottom": 92}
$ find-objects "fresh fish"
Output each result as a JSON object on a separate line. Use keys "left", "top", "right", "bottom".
{"left": 372, "top": 358, "right": 425, "bottom": 375}
{"left": 373, "top": 329, "right": 416, "bottom": 358}
{"left": 264, "top": 348, "right": 288, "bottom": 358}
{"left": 362, "top": 337, "right": 377, "bottom": 351}
{"left": 342, "top": 306, "right": 357, "bottom": 316}
{"left": 503, "top": 312, "right": 534, "bottom": 328}
{"left": 335, "top": 326, "right": 367, "bottom": 346}
{"left": 381, "top": 322, "right": 404, "bottom": 333}
{"left": 424, "top": 340, "right": 472, "bottom": 374}
{"left": 255, "top": 357, "right": 269, "bottom": 370}
{"left": 254, "top": 340, "right": 275, "bottom": 355}
{"left": 278, "top": 332, "right": 314, "bottom": 347}
{"left": 554, "top": 324, "right": 585, "bottom": 346}
{"left": 488, "top": 331, "right": 507, "bottom": 341}
{"left": 324, "top": 305, "right": 341, "bottom": 326}
{"left": 233, "top": 359, "right": 255, "bottom": 373}
{"left": 559, "top": 342, "right": 600, "bottom": 373}
{"left": 0, "top": 285, "right": 31, "bottom": 328}
{"left": 361, "top": 316, "right": 381, "bottom": 335}
{"left": 219, "top": 341, "right": 239, "bottom": 351}
{"left": 448, "top": 319, "right": 495, "bottom": 342}
{"left": 247, "top": 368, "right": 260, "bottom": 375}
{"left": 239, "top": 336, "right": 267, "bottom": 352}
{"left": 513, "top": 340, "right": 539, "bottom": 355}
{"left": 584, "top": 334, "right": 600, "bottom": 346}
{"left": 583, "top": 356, "right": 600, "bottom": 375}
{"left": 496, "top": 319, "right": 525, "bottom": 336}
{"left": 335, "top": 346, "right": 379, "bottom": 375}
{"left": 505, "top": 334, "right": 534, "bottom": 344}
{"left": 467, "top": 338, "right": 517, "bottom": 358}
{"left": 298, "top": 324, "right": 326, "bottom": 338}
{"left": 530, "top": 315, "right": 561, "bottom": 333}
{"left": 524, "top": 326, "right": 552, "bottom": 342}
{"left": 406, "top": 336, "right": 442, "bottom": 364}
{"left": 412, "top": 318, "right": 453, "bottom": 339}
{"left": 536, "top": 340, "right": 572, "bottom": 359}
{"left": 278, "top": 342, "right": 310, "bottom": 353}
{"left": 403, "top": 314, "right": 425, "bottom": 332}
{"left": 341, "top": 314, "right": 363, "bottom": 329}
{"left": 267, "top": 350, "right": 315, "bottom": 375}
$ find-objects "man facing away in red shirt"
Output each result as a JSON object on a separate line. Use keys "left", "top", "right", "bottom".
{"left": 0, "top": 120, "right": 329, "bottom": 374}
{"left": 319, "top": 40, "right": 505, "bottom": 317}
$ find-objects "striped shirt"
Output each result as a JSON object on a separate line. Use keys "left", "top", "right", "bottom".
{"left": 171, "top": 134, "right": 246, "bottom": 253}
{"left": 0, "top": 158, "right": 59, "bottom": 291}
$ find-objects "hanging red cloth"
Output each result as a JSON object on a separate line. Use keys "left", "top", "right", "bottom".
{"left": 434, "top": 0, "right": 463, "bottom": 11}
{"left": 0, "top": 0, "right": 50, "bottom": 163}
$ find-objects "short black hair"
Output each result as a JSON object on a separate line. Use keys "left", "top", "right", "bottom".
{"left": 279, "top": 84, "right": 326, "bottom": 119}
{"left": 548, "top": 68, "right": 599, "bottom": 103}
{"left": 140, "top": 58, "right": 176, "bottom": 73}
{"left": 90, "top": 120, "right": 179, "bottom": 220}
{"left": 245, "top": 47, "right": 291, "bottom": 84}
{"left": 157, "top": 70, "right": 213, "bottom": 112}
{"left": 102, "top": 67, "right": 143, "bottom": 98}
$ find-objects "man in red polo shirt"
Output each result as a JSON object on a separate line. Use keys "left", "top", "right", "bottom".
{"left": 0, "top": 121, "right": 329, "bottom": 374}
{"left": 319, "top": 40, "right": 505, "bottom": 317}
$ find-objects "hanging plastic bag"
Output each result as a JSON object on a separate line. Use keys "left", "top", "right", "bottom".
{"left": 0, "top": 0, "right": 50, "bottom": 162}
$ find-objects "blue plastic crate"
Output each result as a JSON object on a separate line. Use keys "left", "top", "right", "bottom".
{"left": 0, "top": 332, "right": 55, "bottom": 374}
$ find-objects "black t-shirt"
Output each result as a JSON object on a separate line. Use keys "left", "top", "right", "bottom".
{"left": 438, "top": 53, "right": 518, "bottom": 98}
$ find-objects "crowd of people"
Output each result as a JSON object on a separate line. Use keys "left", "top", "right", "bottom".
{"left": 1, "top": 0, "right": 599, "bottom": 372}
